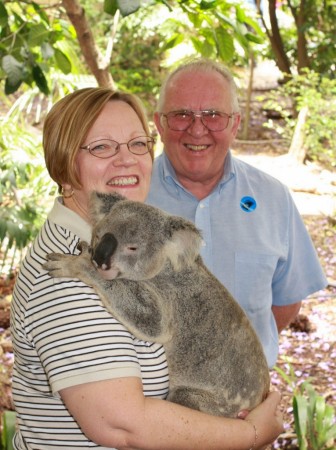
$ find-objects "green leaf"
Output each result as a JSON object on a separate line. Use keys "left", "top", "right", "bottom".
{"left": 2, "top": 55, "right": 24, "bottom": 83}
{"left": 1, "top": 410, "right": 16, "bottom": 450}
{"left": 161, "top": 33, "right": 184, "bottom": 51}
{"left": 315, "top": 396, "right": 326, "bottom": 432}
{"left": 4, "top": 77, "right": 22, "bottom": 95}
{"left": 104, "top": 0, "right": 119, "bottom": 15}
{"left": 293, "top": 395, "right": 308, "bottom": 450}
{"left": 28, "top": 22, "right": 49, "bottom": 47}
{"left": 0, "top": 1, "right": 9, "bottom": 28}
{"left": 31, "top": 1, "right": 50, "bottom": 24}
{"left": 199, "top": 0, "right": 217, "bottom": 11}
{"left": 32, "top": 64, "right": 49, "bottom": 95}
{"left": 54, "top": 48, "right": 72, "bottom": 74}
{"left": 41, "top": 41, "right": 54, "bottom": 59}
{"left": 245, "top": 32, "right": 264, "bottom": 44}
{"left": 215, "top": 27, "right": 234, "bottom": 62}
{"left": 105, "top": 0, "right": 142, "bottom": 17}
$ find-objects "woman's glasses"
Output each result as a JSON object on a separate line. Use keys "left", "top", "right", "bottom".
{"left": 80, "top": 136, "right": 154, "bottom": 159}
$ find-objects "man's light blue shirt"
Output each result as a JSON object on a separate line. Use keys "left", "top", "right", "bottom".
{"left": 146, "top": 151, "right": 327, "bottom": 367}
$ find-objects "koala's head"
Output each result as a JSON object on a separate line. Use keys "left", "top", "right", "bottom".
{"left": 88, "top": 192, "right": 202, "bottom": 281}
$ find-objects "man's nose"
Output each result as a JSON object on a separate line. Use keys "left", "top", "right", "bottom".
{"left": 187, "top": 115, "right": 209, "bottom": 136}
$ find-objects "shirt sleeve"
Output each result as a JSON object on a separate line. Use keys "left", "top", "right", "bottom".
{"left": 271, "top": 196, "right": 328, "bottom": 306}
{"left": 28, "top": 277, "right": 141, "bottom": 395}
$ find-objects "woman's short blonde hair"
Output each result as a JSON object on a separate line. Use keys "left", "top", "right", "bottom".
{"left": 43, "top": 87, "right": 153, "bottom": 193}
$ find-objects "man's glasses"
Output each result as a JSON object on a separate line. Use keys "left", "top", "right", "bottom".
{"left": 80, "top": 136, "right": 154, "bottom": 159}
{"left": 161, "top": 110, "right": 235, "bottom": 132}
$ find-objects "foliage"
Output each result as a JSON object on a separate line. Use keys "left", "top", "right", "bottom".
{"left": 255, "top": 0, "right": 336, "bottom": 78}
{"left": 0, "top": 1, "right": 85, "bottom": 95}
{"left": 275, "top": 364, "right": 336, "bottom": 450}
{"left": 261, "top": 70, "right": 336, "bottom": 169}
{"left": 154, "top": 0, "right": 264, "bottom": 66}
{"left": 0, "top": 117, "right": 56, "bottom": 273}
{"left": 109, "top": 5, "right": 167, "bottom": 113}
{"left": 282, "top": 0, "right": 336, "bottom": 77}
{"left": 293, "top": 382, "right": 336, "bottom": 450}
{"left": 0, "top": 1, "right": 266, "bottom": 95}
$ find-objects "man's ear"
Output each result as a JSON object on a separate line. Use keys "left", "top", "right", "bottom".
{"left": 154, "top": 111, "right": 164, "bottom": 138}
{"left": 89, "top": 192, "right": 125, "bottom": 225}
{"left": 232, "top": 113, "right": 241, "bottom": 137}
{"left": 164, "top": 216, "right": 202, "bottom": 271}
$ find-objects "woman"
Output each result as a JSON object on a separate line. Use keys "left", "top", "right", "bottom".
{"left": 11, "top": 87, "right": 283, "bottom": 449}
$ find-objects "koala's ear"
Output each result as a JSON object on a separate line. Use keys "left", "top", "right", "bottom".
{"left": 164, "top": 216, "right": 202, "bottom": 271}
{"left": 89, "top": 192, "right": 125, "bottom": 225}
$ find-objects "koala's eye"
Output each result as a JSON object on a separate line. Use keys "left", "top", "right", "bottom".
{"left": 126, "top": 245, "right": 138, "bottom": 253}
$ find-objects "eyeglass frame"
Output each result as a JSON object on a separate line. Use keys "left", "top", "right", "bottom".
{"left": 161, "top": 109, "right": 236, "bottom": 132}
{"left": 80, "top": 135, "right": 155, "bottom": 159}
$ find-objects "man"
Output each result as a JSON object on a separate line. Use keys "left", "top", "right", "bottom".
{"left": 146, "top": 58, "right": 327, "bottom": 367}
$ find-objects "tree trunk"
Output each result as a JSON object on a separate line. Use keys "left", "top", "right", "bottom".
{"left": 296, "top": 0, "right": 310, "bottom": 71}
{"left": 288, "top": 106, "right": 309, "bottom": 163}
{"left": 242, "top": 53, "right": 254, "bottom": 140}
{"left": 254, "top": 0, "right": 292, "bottom": 75}
{"left": 62, "top": 0, "right": 115, "bottom": 88}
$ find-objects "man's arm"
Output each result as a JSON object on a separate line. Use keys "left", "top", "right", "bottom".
{"left": 272, "top": 301, "right": 302, "bottom": 333}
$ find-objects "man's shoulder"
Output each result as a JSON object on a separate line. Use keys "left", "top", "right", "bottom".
{"left": 232, "top": 155, "right": 288, "bottom": 191}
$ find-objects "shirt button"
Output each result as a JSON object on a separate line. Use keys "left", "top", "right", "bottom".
{"left": 199, "top": 203, "right": 205, "bottom": 208}
{"left": 201, "top": 240, "right": 206, "bottom": 247}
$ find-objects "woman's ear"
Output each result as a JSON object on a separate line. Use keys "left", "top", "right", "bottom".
{"left": 61, "top": 183, "right": 74, "bottom": 198}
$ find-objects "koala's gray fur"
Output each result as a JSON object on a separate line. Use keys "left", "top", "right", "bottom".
{"left": 44, "top": 192, "right": 270, "bottom": 417}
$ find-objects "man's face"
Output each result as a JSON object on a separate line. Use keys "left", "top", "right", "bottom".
{"left": 155, "top": 70, "right": 240, "bottom": 193}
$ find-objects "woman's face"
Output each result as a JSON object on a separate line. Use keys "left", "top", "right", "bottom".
{"left": 70, "top": 101, "right": 152, "bottom": 216}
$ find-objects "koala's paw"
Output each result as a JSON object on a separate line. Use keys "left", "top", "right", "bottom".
{"left": 43, "top": 253, "right": 80, "bottom": 279}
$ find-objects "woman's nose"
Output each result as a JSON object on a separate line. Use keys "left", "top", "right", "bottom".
{"left": 112, "top": 143, "right": 138, "bottom": 166}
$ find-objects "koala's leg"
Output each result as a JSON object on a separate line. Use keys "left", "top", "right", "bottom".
{"left": 168, "top": 387, "right": 230, "bottom": 417}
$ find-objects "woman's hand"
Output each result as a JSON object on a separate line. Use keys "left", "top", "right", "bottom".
{"left": 242, "top": 390, "right": 284, "bottom": 449}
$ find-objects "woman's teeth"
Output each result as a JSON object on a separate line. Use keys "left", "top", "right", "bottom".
{"left": 109, "top": 176, "right": 138, "bottom": 186}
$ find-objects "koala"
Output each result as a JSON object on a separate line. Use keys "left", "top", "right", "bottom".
{"left": 44, "top": 192, "right": 270, "bottom": 417}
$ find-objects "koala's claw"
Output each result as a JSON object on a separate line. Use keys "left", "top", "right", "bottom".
{"left": 77, "top": 241, "right": 90, "bottom": 253}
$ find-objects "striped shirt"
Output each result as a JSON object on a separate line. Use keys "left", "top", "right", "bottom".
{"left": 11, "top": 197, "right": 169, "bottom": 449}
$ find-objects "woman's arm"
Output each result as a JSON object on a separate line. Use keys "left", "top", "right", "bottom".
{"left": 60, "top": 377, "right": 283, "bottom": 450}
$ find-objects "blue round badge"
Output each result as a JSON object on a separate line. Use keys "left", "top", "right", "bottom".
{"left": 240, "top": 196, "right": 257, "bottom": 212}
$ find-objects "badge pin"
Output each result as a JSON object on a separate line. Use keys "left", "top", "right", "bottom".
{"left": 240, "top": 196, "right": 257, "bottom": 212}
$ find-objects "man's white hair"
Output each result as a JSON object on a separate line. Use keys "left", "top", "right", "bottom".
{"left": 157, "top": 58, "right": 240, "bottom": 113}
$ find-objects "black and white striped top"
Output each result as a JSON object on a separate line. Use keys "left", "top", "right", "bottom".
{"left": 11, "top": 198, "right": 169, "bottom": 449}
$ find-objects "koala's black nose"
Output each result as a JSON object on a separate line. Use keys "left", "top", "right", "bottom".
{"left": 92, "top": 233, "right": 118, "bottom": 269}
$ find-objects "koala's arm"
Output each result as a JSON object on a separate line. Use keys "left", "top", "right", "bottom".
{"left": 44, "top": 244, "right": 171, "bottom": 343}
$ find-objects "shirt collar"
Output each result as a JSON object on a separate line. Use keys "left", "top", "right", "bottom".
{"left": 48, "top": 197, "right": 92, "bottom": 242}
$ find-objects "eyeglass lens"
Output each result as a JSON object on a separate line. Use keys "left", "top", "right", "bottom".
{"left": 165, "top": 111, "right": 231, "bottom": 131}
{"left": 85, "top": 136, "right": 153, "bottom": 158}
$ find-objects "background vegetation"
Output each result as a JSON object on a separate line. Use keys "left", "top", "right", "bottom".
{"left": 0, "top": 1, "right": 335, "bottom": 448}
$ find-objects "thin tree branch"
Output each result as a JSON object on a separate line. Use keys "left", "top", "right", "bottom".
{"left": 61, "top": 0, "right": 115, "bottom": 88}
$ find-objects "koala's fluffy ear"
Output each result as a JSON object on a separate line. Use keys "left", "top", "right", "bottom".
{"left": 164, "top": 216, "right": 202, "bottom": 271}
{"left": 89, "top": 192, "right": 125, "bottom": 225}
